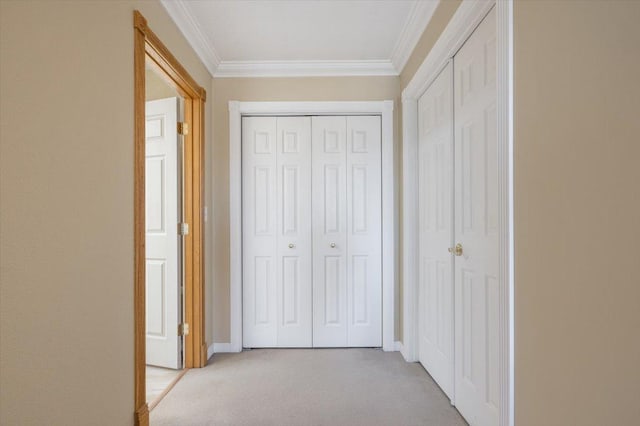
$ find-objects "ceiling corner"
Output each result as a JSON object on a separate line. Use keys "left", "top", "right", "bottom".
{"left": 390, "top": 0, "right": 441, "bottom": 74}
{"left": 160, "top": 0, "right": 220, "bottom": 77}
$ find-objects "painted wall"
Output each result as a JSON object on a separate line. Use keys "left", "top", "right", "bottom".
{"left": 146, "top": 68, "right": 179, "bottom": 100}
{"left": 211, "top": 77, "right": 400, "bottom": 342}
{"left": 513, "top": 1, "right": 640, "bottom": 424}
{"left": 400, "top": 0, "right": 640, "bottom": 424}
{"left": 0, "top": 1, "right": 213, "bottom": 425}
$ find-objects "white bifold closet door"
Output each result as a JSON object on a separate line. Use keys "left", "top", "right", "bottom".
{"left": 312, "top": 116, "right": 382, "bottom": 348}
{"left": 242, "top": 115, "right": 382, "bottom": 348}
{"left": 242, "top": 117, "right": 313, "bottom": 347}
{"left": 417, "top": 61, "right": 454, "bottom": 398}
{"left": 453, "top": 8, "right": 499, "bottom": 426}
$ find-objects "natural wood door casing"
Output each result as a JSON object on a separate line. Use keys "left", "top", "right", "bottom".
{"left": 134, "top": 10, "right": 207, "bottom": 426}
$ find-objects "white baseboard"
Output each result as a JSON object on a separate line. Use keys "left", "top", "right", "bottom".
{"left": 400, "top": 344, "right": 417, "bottom": 362}
{"left": 394, "top": 341, "right": 404, "bottom": 352}
{"left": 207, "top": 343, "right": 215, "bottom": 360}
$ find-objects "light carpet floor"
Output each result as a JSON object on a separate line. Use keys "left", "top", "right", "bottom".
{"left": 151, "top": 348, "right": 467, "bottom": 426}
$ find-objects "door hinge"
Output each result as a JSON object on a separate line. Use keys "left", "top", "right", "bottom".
{"left": 178, "top": 222, "right": 189, "bottom": 236}
{"left": 177, "top": 122, "right": 189, "bottom": 135}
{"left": 178, "top": 323, "right": 190, "bottom": 336}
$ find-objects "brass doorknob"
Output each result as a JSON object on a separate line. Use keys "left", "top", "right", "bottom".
{"left": 448, "top": 243, "right": 463, "bottom": 256}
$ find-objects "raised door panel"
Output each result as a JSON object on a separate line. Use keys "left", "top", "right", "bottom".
{"left": 145, "top": 97, "right": 180, "bottom": 369}
{"left": 312, "top": 116, "right": 348, "bottom": 347}
{"left": 243, "top": 117, "right": 278, "bottom": 347}
{"left": 453, "top": 8, "right": 499, "bottom": 426}
{"left": 276, "top": 117, "right": 312, "bottom": 347}
{"left": 346, "top": 116, "right": 382, "bottom": 347}
{"left": 417, "top": 62, "right": 454, "bottom": 397}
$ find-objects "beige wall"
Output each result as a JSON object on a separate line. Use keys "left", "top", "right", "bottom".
{"left": 513, "top": 1, "right": 640, "bottom": 424}
{"left": 145, "top": 68, "right": 179, "bottom": 100}
{"left": 211, "top": 77, "right": 400, "bottom": 342}
{"left": 3, "top": 0, "right": 639, "bottom": 425}
{"left": 0, "top": 1, "right": 213, "bottom": 425}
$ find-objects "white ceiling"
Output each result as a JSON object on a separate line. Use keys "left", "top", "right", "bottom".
{"left": 161, "top": 0, "right": 440, "bottom": 77}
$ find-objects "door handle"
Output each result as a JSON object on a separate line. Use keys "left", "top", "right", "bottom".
{"left": 330, "top": 242, "right": 336, "bottom": 248}
{"left": 448, "top": 243, "right": 463, "bottom": 256}
{"left": 288, "top": 243, "right": 295, "bottom": 249}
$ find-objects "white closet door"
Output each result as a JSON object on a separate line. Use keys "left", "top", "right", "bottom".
{"left": 145, "top": 97, "right": 181, "bottom": 369}
{"left": 312, "top": 117, "right": 349, "bottom": 347}
{"left": 453, "top": 7, "right": 499, "bottom": 426}
{"left": 312, "top": 116, "right": 382, "bottom": 347}
{"left": 346, "top": 116, "right": 382, "bottom": 347}
{"left": 276, "top": 117, "right": 312, "bottom": 347}
{"left": 243, "top": 117, "right": 313, "bottom": 348}
{"left": 243, "top": 117, "right": 278, "bottom": 347}
{"left": 417, "top": 62, "right": 454, "bottom": 397}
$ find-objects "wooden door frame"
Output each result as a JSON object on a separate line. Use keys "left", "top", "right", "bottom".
{"left": 134, "top": 10, "right": 207, "bottom": 426}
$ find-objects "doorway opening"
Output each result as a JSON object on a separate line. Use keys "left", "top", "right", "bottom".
{"left": 144, "top": 63, "right": 186, "bottom": 409}
{"left": 134, "top": 10, "right": 207, "bottom": 426}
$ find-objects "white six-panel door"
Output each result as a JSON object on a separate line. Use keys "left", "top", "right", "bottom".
{"left": 453, "top": 8, "right": 499, "bottom": 426}
{"left": 345, "top": 116, "right": 382, "bottom": 347}
{"left": 312, "top": 116, "right": 382, "bottom": 347}
{"left": 311, "top": 117, "right": 349, "bottom": 347}
{"left": 417, "top": 62, "right": 454, "bottom": 397}
{"left": 145, "top": 97, "right": 181, "bottom": 369}
{"left": 277, "top": 117, "right": 313, "bottom": 347}
{"left": 243, "top": 115, "right": 382, "bottom": 348}
{"left": 243, "top": 117, "right": 279, "bottom": 347}
{"left": 242, "top": 117, "right": 313, "bottom": 347}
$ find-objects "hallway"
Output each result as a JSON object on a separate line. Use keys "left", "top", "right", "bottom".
{"left": 151, "top": 349, "right": 466, "bottom": 426}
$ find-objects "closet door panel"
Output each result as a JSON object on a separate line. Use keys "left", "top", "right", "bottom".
{"left": 346, "top": 116, "right": 382, "bottom": 347}
{"left": 312, "top": 116, "right": 348, "bottom": 347}
{"left": 453, "top": 7, "right": 499, "bottom": 426}
{"left": 417, "top": 62, "right": 454, "bottom": 397}
{"left": 276, "top": 117, "right": 312, "bottom": 347}
{"left": 243, "top": 117, "right": 278, "bottom": 347}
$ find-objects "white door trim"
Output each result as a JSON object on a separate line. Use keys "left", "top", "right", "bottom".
{"left": 229, "top": 100, "right": 395, "bottom": 353}
{"left": 401, "top": 1, "right": 514, "bottom": 426}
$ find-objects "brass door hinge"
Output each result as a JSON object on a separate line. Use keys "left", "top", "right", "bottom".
{"left": 178, "top": 323, "right": 190, "bottom": 336}
{"left": 177, "top": 122, "right": 189, "bottom": 135}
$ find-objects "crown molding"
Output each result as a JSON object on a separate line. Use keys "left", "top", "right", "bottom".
{"left": 160, "top": 0, "right": 220, "bottom": 77}
{"left": 161, "top": 0, "right": 437, "bottom": 78}
{"left": 402, "top": 0, "right": 493, "bottom": 100}
{"left": 390, "top": 0, "right": 440, "bottom": 74}
{"left": 214, "top": 60, "right": 398, "bottom": 78}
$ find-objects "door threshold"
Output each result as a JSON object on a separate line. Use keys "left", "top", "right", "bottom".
{"left": 147, "top": 368, "right": 188, "bottom": 412}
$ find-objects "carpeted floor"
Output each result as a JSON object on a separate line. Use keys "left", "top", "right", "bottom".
{"left": 151, "top": 348, "right": 467, "bottom": 426}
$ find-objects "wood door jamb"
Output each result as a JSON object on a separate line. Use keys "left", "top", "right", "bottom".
{"left": 134, "top": 10, "right": 207, "bottom": 426}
